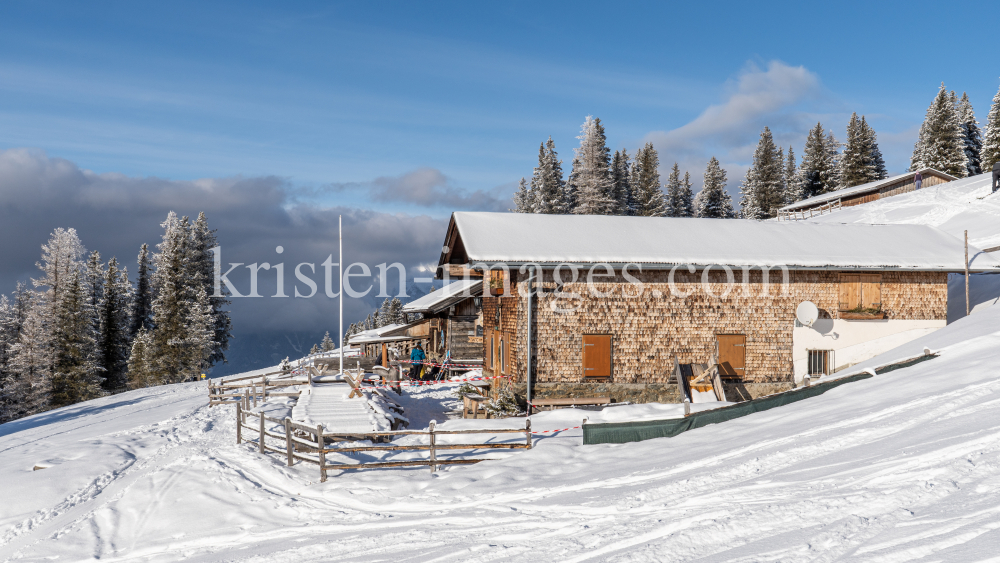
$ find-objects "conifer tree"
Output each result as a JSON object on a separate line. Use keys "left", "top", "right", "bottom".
{"left": 958, "top": 92, "right": 984, "bottom": 176}
{"left": 910, "top": 83, "right": 967, "bottom": 177}
{"left": 98, "top": 258, "right": 132, "bottom": 390}
{"left": 840, "top": 113, "right": 886, "bottom": 187}
{"left": 739, "top": 127, "right": 785, "bottom": 219}
{"left": 800, "top": 123, "right": 835, "bottom": 198}
{"left": 784, "top": 146, "right": 801, "bottom": 204}
{"left": 511, "top": 177, "right": 534, "bottom": 213}
{"left": 85, "top": 251, "right": 104, "bottom": 320}
{"left": 309, "top": 343, "right": 320, "bottom": 355}
{"left": 530, "top": 138, "right": 566, "bottom": 214}
{"left": 127, "top": 328, "right": 155, "bottom": 388}
{"left": 664, "top": 163, "right": 682, "bottom": 217}
{"left": 567, "top": 116, "right": 616, "bottom": 215}
{"left": 130, "top": 243, "right": 153, "bottom": 340}
{"left": 321, "top": 331, "right": 335, "bottom": 351}
{"left": 9, "top": 296, "right": 50, "bottom": 417}
{"left": 191, "top": 213, "right": 232, "bottom": 366}
{"left": 862, "top": 117, "right": 888, "bottom": 181}
{"left": 50, "top": 271, "right": 103, "bottom": 407}
{"left": 696, "top": 157, "right": 736, "bottom": 218}
{"left": 678, "top": 171, "right": 694, "bottom": 217}
{"left": 824, "top": 132, "right": 842, "bottom": 190}
{"left": 388, "top": 297, "right": 404, "bottom": 324}
{"left": 631, "top": 143, "right": 667, "bottom": 217}
{"left": 982, "top": 82, "right": 1000, "bottom": 173}
{"left": 610, "top": 149, "right": 632, "bottom": 215}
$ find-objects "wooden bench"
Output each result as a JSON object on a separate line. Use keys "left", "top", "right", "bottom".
{"left": 460, "top": 393, "right": 491, "bottom": 419}
{"left": 529, "top": 397, "right": 611, "bottom": 414}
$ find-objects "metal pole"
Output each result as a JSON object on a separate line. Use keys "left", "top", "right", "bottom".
{"left": 526, "top": 266, "right": 535, "bottom": 407}
{"left": 339, "top": 215, "right": 344, "bottom": 376}
{"left": 965, "top": 230, "right": 970, "bottom": 317}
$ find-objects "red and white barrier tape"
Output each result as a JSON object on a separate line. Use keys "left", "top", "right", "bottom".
{"left": 360, "top": 373, "right": 513, "bottom": 390}
{"left": 530, "top": 425, "right": 583, "bottom": 434}
{"left": 396, "top": 360, "right": 484, "bottom": 369}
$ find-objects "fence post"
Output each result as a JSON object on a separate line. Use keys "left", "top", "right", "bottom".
{"left": 259, "top": 412, "right": 265, "bottom": 453}
{"left": 252, "top": 384, "right": 257, "bottom": 408}
{"left": 525, "top": 418, "right": 532, "bottom": 450}
{"left": 284, "top": 418, "right": 293, "bottom": 466}
{"left": 236, "top": 402, "right": 242, "bottom": 444}
{"left": 317, "top": 425, "right": 327, "bottom": 482}
{"left": 208, "top": 381, "right": 214, "bottom": 407}
{"left": 429, "top": 420, "right": 437, "bottom": 473}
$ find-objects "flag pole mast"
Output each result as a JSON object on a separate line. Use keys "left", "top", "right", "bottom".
{"left": 339, "top": 215, "right": 344, "bottom": 376}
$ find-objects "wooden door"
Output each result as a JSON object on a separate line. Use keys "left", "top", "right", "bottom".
{"left": 582, "top": 335, "right": 612, "bottom": 378}
{"left": 716, "top": 334, "right": 746, "bottom": 379}
{"left": 839, "top": 274, "right": 861, "bottom": 310}
{"left": 860, "top": 274, "right": 882, "bottom": 310}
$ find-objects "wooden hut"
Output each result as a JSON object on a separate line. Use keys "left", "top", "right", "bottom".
{"left": 777, "top": 168, "right": 956, "bottom": 220}
{"left": 401, "top": 279, "right": 484, "bottom": 365}
{"left": 434, "top": 212, "right": 1000, "bottom": 404}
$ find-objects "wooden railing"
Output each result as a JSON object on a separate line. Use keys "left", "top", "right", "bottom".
{"left": 234, "top": 402, "right": 532, "bottom": 482}
{"left": 208, "top": 370, "right": 308, "bottom": 407}
{"left": 777, "top": 199, "right": 842, "bottom": 221}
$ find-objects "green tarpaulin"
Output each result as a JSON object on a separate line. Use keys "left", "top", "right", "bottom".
{"left": 582, "top": 354, "right": 936, "bottom": 446}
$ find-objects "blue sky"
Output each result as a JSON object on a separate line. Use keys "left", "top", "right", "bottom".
{"left": 2, "top": 0, "right": 999, "bottom": 215}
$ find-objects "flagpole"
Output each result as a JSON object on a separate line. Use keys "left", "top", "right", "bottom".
{"left": 339, "top": 215, "right": 344, "bottom": 376}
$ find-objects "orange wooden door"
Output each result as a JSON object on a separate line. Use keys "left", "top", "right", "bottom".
{"left": 582, "top": 335, "right": 612, "bottom": 378}
{"left": 717, "top": 334, "right": 746, "bottom": 379}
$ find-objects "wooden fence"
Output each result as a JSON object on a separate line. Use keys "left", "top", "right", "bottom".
{"left": 208, "top": 370, "right": 309, "bottom": 407}
{"left": 234, "top": 401, "right": 532, "bottom": 482}
{"left": 776, "top": 199, "right": 842, "bottom": 221}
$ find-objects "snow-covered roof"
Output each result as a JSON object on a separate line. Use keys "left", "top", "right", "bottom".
{"left": 440, "top": 212, "right": 1000, "bottom": 272}
{"left": 347, "top": 321, "right": 426, "bottom": 345}
{"left": 401, "top": 279, "right": 482, "bottom": 314}
{"left": 779, "top": 168, "right": 957, "bottom": 212}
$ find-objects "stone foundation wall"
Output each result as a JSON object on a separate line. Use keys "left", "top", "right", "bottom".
{"left": 512, "top": 381, "right": 796, "bottom": 405}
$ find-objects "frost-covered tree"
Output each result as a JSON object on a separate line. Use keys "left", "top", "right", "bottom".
{"left": 678, "top": 171, "right": 694, "bottom": 217}
{"left": 800, "top": 123, "right": 836, "bottom": 198}
{"left": 321, "top": 331, "right": 335, "bottom": 352}
{"left": 130, "top": 243, "right": 153, "bottom": 341}
{"left": 957, "top": 92, "right": 983, "bottom": 176}
{"left": 85, "top": 251, "right": 104, "bottom": 323}
{"left": 784, "top": 146, "right": 802, "bottom": 204}
{"left": 511, "top": 177, "right": 534, "bottom": 213}
{"left": 567, "top": 116, "right": 616, "bottom": 215}
{"left": 841, "top": 113, "right": 887, "bottom": 187}
{"left": 631, "top": 143, "right": 666, "bottom": 217}
{"left": 98, "top": 258, "right": 132, "bottom": 391}
{"left": 191, "top": 212, "right": 231, "bottom": 367}
{"left": 49, "top": 271, "right": 103, "bottom": 407}
{"left": 696, "top": 157, "right": 736, "bottom": 218}
{"left": 824, "top": 132, "right": 842, "bottom": 190}
{"left": 530, "top": 138, "right": 566, "bottom": 214}
{"left": 309, "top": 343, "right": 320, "bottom": 355}
{"left": 9, "top": 294, "right": 50, "bottom": 417}
{"left": 127, "top": 328, "right": 155, "bottom": 388}
{"left": 982, "top": 82, "right": 1000, "bottom": 173}
{"left": 910, "top": 84, "right": 967, "bottom": 177}
{"left": 388, "top": 297, "right": 404, "bottom": 324}
{"left": 149, "top": 213, "right": 215, "bottom": 384}
{"left": 740, "top": 127, "right": 785, "bottom": 219}
{"left": 610, "top": 149, "right": 633, "bottom": 215}
{"left": 664, "top": 163, "right": 681, "bottom": 217}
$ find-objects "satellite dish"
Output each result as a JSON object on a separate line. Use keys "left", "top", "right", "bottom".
{"left": 796, "top": 301, "right": 819, "bottom": 327}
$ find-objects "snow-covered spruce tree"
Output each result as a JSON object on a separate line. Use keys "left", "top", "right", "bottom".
{"left": 126, "top": 328, "right": 155, "bottom": 388}
{"left": 388, "top": 297, "right": 404, "bottom": 324}
{"left": 511, "top": 177, "right": 534, "bottom": 213}
{"left": 664, "top": 163, "right": 682, "bottom": 217}
{"left": 610, "top": 149, "right": 633, "bottom": 215}
{"left": 49, "top": 271, "right": 103, "bottom": 407}
{"left": 530, "top": 138, "right": 566, "bottom": 214}
{"left": 910, "top": 84, "right": 967, "bottom": 177}
{"left": 97, "top": 257, "right": 132, "bottom": 391}
{"left": 130, "top": 243, "right": 153, "bottom": 341}
{"left": 982, "top": 82, "right": 1000, "bottom": 173}
{"left": 191, "top": 212, "right": 232, "bottom": 367}
{"left": 321, "top": 331, "right": 335, "bottom": 351}
{"left": 739, "top": 127, "right": 785, "bottom": 220}
{"left": 0, "top": 294, "right": 20, "bottom": 422}
{"left": 862, "top": 117, "right": 888, "bottom": 181}
{"left": 958, "top": 92, "right": 983, "bottom": 176}
{"left": 799, "top": 123, "right": 833, "bottom": 198}
{"left": 9, "top": 293, "right": 50, "bottom": 417}
{"left": 631, "top": 143, "right": 667, "bottom": 217}
{"left": 696, "top": 157, "right": 736, "bottom": 218}
{"left": 85, "top": 251, "right": 104, "bottom": 325}
{"left": 309, "top": 343, "right": 320, "bottom": 355}
{"left": 784, "top": 146, "right": 802, "bottom": 204}
{"left": 149, "top": 213, "right": 215, "bottom": 384}
{"left": 678, "top": 171, "right": 694, "bottom": 217}
{"left": 566, "top": 116, "right": 616, "bottom": 215}
{"left": 824, "top": 132, "right": 842, "bottom": 190}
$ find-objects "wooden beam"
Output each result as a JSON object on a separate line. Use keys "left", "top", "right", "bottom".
{"left": 446, "top": 264, "right": 484, "bottom": 278}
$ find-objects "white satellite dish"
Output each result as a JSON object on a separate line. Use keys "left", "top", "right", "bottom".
{"left": 796, "top": 301, "right": 819, "bottom": 327}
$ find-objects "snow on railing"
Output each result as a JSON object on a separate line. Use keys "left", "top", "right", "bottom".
{"left": 777, "top": 198, "right": 842, "bottom": 221}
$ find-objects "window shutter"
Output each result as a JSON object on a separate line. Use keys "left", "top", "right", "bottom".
{"left": 582, "top": 335, "right": 612, "bottom": 378}
{"left": 839, "top": 274, "right": 861, "bottom": 310}
{"left": 861, "top": 274, "right": 882, "bottom": 310}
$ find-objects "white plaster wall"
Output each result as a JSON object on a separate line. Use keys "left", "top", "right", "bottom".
{"left": 792, "top": 318, "right": 945, "bottom": 383}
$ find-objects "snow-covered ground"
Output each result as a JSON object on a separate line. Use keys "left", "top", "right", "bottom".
{"left": 3, "top": 303, "right": 1000, "bottom": 561}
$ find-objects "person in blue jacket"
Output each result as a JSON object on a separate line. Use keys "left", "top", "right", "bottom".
{"left": 409, "top": 342, "right": 426, "bottom": 380}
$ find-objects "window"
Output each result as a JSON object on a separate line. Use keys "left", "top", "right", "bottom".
{"left": 489, "top": 334, "right": 494, "bottom": 368}
{"left": 499, "top": 338, "right": 505, "bottom": 373}
{"left": 582, "top": 334, "right": 612, "bottom": 378}
{"left": 839, "top": 273, "right": 882, "bottom": 311}
{"left": 807, "top": 349, "right": 833, "bottom": 376}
